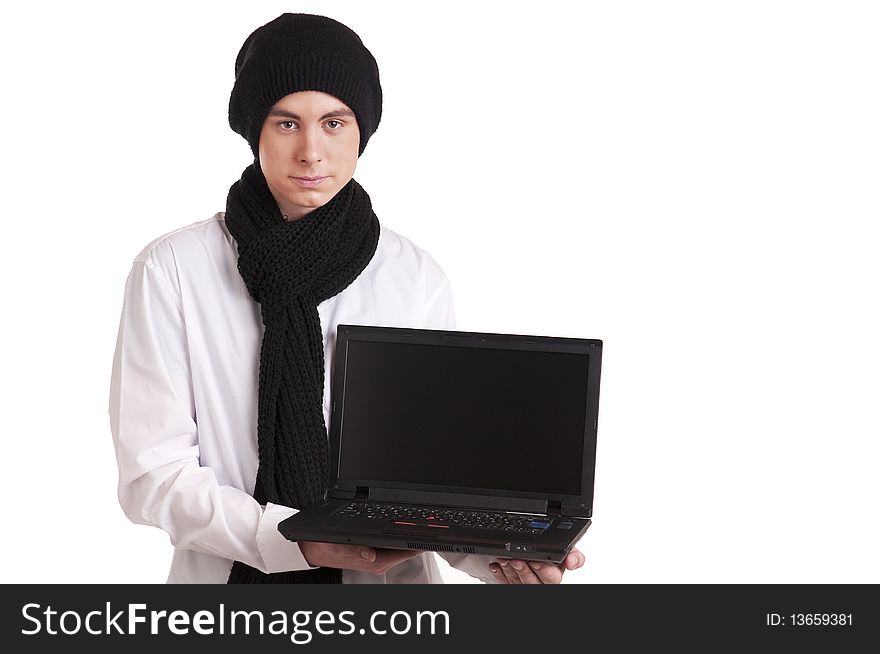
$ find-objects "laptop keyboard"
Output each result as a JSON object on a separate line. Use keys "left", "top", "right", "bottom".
{"left": 337, "top": 502, "right": 552, "bottom": 533}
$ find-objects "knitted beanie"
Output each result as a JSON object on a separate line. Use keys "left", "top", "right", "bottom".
{"left": 229, "top": 13, "right": 383, "bottom": 157}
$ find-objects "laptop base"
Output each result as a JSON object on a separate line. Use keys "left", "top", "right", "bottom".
{"left": 278, "top": 500, "right": 591, "bottom": 564}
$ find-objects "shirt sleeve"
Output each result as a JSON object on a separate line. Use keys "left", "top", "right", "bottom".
{"left": 435, "top": 553, "right": 502, "bottom": 584}
{"left": 423, "top": 262, "right": 458, "bottom": 331}
{"left": 108, "top": 257, "right": 316, "bottom": 576}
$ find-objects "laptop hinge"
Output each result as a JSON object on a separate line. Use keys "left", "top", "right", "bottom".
{"left": 547, "top": 501, "right": 562, "bottom": 517}
{"left": 354, "top": 486, "right": 369, "bottom": 502}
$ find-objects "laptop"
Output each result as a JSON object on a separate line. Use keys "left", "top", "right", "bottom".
{"left": 278, "top": 324, "right": 602, "bottom": 564}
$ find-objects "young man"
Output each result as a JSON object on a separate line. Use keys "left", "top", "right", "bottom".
{"left": 109, "top": 13, "right": 584, "bottom": 584}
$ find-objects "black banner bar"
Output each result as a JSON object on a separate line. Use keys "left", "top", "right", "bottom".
{"left": 1, "top": 584, "right": 875, "bottom": 651}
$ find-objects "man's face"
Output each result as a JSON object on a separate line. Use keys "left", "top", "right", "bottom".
{"left": 258, "top": 90, "right": 361, "bottom": 220}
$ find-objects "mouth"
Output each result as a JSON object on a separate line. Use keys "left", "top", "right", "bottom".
{"left": 291, "top": 175, "right": 329, "bottom": 188}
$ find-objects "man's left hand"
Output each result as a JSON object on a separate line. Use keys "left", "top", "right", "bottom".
{"left": 488, "top": 548, "right": 584, "bottom": 584}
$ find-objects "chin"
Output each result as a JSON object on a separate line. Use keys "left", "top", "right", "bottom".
{"left": 296, "top": 195, "right": 326, "bottom": 208}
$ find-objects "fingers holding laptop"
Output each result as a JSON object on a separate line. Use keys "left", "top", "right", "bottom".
{"left": 299, "top": 541, "right": 421, "bottom": 575}
{"left": 488, "top": 547, "right": 585, "bottom": 584}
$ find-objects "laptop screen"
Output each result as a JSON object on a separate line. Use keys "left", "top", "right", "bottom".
{"left": 336, "top": 339, "right": 591, "bottom": 497}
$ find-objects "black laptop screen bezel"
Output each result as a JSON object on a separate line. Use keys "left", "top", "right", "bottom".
{"left": 327, "top": 324, "right": 601, "bottom": 518}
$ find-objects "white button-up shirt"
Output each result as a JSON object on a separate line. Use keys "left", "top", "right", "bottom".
{"left": 109, "top": 213, "right": 496, "bottom": 583}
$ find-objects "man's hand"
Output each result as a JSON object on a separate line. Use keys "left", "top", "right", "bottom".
{"left": 487, "top": 547, "right": 585, "bottom": 584}
{"left": 299, "top": 541, "right": 422, "bottom": 575}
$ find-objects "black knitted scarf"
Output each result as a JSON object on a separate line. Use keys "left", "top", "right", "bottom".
{"left": 223, "top": 162, "right": 380, "bottom": 583}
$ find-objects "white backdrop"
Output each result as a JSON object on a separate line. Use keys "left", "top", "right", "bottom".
{"left": 1, "top": 0, "right": 877, "bottom": 584}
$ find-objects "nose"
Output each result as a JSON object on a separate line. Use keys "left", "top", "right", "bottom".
{"left": 295, "top": 126, "right": 322, "bottom": 165}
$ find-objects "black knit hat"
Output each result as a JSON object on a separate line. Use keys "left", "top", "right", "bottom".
{"left": 229, "top": 13, "right": 382, "bottom": 157}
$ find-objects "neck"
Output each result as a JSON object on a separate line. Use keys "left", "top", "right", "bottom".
{"left": 279, "top": 203, "right": 315, "bottom": 222}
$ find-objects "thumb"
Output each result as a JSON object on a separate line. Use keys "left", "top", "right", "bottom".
{"left": 565, "top": 550, "right": 584, "bottom": 570}
{"left": 360, "top": 548, "right": 376, "bottom": 563}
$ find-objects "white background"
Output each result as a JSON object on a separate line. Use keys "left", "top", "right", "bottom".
{"left": 1, "top": 0, "right": 877, "bottom": 584}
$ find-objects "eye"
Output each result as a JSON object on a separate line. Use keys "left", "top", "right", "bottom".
{"left": 279, "top": 121, "right": 298, "bottom": 131}
{"left": 326, "top": 120, "right": 342, "bottom": 129}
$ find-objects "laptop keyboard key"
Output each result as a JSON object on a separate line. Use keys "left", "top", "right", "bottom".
{"left": 337, "top": 502, "right": 552, "bottom": 533}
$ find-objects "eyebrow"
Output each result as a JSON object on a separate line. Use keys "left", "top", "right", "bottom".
{"left": 267, "top": 108, "right": 356, "bottom": 120}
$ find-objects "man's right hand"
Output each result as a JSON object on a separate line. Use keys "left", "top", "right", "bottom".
{"left": 298, "top": 541, "right": 422, "bottom": 575}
